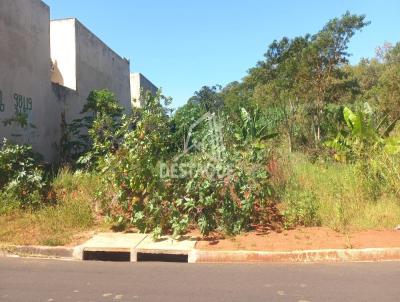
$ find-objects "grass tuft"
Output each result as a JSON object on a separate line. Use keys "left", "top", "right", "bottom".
{"left": 0, "top": 168, "right": 108, "bottom": 246}
{"left": 280, "top": 152, "right": 400, "bottom": 232}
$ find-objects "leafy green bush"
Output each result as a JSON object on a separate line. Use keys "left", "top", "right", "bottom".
{"left": 0, "top": 139, "right": 46, "bottom": 208}
{"left": 103, "top": 145, "right": 277, "bottom": 237}
{"left": 61, "top": 89, "right": 124, "bottom": 167}
{"left": 72, "top": 90, "right": 280, "bottom": 237}
{"left": 99, "top": 93, "right": 176, "bottom": 234}
{"left": 183, "top": 146, "right": 276, "bottom": 236}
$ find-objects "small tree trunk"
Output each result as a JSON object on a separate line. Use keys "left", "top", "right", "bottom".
{"left": 288, "top": 132, "right": 292, "bottom": 153}
{"left": 287, "top": 98, "right": 295, "bottom": 153}
{"left": 312, "top": 118, "right": 318, "bottom": 148}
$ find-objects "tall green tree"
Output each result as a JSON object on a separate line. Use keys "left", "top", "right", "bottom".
{"left": 189, "top": 85, "right": 224, "bottom": 113}
{"left": 251, "top": 36, "right": 311, "bottom": 152}
{"left": 376, "top": 43, "right": 400, "bottom": 120}
{"left": 300, "top": 11, "right": 369, "bottom": 145}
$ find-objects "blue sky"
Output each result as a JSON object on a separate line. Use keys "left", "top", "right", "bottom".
{"left": 45, "top": 0, "right": 400, "bottom": 108}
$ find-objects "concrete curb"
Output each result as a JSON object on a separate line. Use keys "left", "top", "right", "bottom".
{"left": 0, "top": 245, "right": 74, "bottom": 259}
{"left": 2, "top": 245, "right": 400, "bottom": 263}
{"left": 191, "top": 247, "right": 400, "bottom": 263}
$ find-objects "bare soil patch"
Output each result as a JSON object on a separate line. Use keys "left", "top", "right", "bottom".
{"left": 194, "top": 227, "right": 400, "bottom": 251}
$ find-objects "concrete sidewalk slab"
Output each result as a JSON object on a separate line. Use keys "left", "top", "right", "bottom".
{"left": 74, "top": 233, "right": 148, "bottom": 260}
{"left": 132, "top": 236, "right": 197, "bottom": 263}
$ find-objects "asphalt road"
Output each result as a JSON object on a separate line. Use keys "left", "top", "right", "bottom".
{"left": 0, "top": 257, "right": 399, "bottom": 302}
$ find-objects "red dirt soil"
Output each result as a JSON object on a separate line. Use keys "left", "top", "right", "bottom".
{"left": 194, "top": 227, "right": 400, "bottom": 251}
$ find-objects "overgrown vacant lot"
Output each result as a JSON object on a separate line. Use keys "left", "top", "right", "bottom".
{"left": 1, "top": 153, "right": 399, "bottom": 247}
{"left": 1, "top": 12, "right": 400, "bottom": 247}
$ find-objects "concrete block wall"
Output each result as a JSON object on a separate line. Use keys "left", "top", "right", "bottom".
{"left": 0, "top": 0, "right": 158, "bottom": 162}
{"left": 130, "top": 73, "right": 158, "bottom": 108}
{"left": 75, "top": 20, "right": 131, "bottom": 113}
{"left": 0, "top": 0, "right": 60, "bottom": 160}
{"left": 50, "top": 18, "right": 132, "bottom": 125}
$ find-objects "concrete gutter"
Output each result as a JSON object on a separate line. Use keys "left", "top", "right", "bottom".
{"left": 2, "top": 244, "right": 400, "bottom": 263}
{"left": 131, "top": 235, "right": 196, "bottom": 262}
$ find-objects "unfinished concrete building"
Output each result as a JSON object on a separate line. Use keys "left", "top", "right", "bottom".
{"left": 50, "top": 18, "right": 132, "bottom": 123}
{"left": 0, "top": 0, "right": 55, "bottom": 158}
{"left": 130, "top": 73, "right": 158, "bottom": 108}
{"left": 0, "top": 0, "right": 157, "bottom": 161}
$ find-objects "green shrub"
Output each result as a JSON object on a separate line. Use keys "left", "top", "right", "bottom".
{"left": 169, "top": 144, "right": 276, "bottom": 236}
{"left": 104, "top": 145, "right": 277, "bottom": 237}
{"left": 78, "top": 91, "right": 280, "bottom": 237}
{"left": 0, "top": 193, "right": 20, "bottom": 215}
{"left": 61, "top": 89, "right": 124, "bottom": 166}
{"left": 0, "top": 139, "right": 46, "bottom": 208}
{"left": 97, "top": 92, "right": 175, "bottom": 234}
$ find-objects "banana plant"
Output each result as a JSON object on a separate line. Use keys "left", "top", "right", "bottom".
{"left": 234, "top": 107, "right": 278, "bottom": 145}
{"left": 326, "top": 105, "right": 400, "bottom": 161}
{"left": 342, "top": 106, "right": 381, "bottom": 142}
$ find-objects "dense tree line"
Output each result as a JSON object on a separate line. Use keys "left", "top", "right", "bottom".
{"left": 178, "top": 12, "right": 400, "bottom": 154}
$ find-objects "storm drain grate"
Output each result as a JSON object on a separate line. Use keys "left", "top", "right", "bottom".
{"left": 136, "top": 252, "right": 188, "bottom": 263}
{"left": 83, "top": 251, "right": 131, "bottom": 262}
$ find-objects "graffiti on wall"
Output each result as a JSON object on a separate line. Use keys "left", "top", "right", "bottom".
{"left": 0, "top": 90, "right": 4, "bottom": 112}
{"left": 0, "top": 91, "right": 33, "bottom": 115}
{"left": 14, "top": 93, "right": 33, "bottom": 114}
